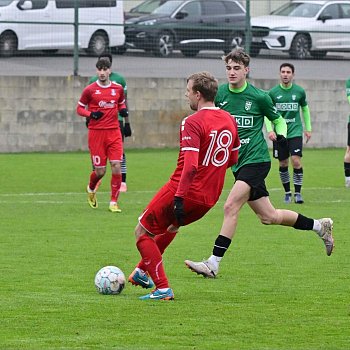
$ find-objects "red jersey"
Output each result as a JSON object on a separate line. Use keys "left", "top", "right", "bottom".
{"left": 78, "top": 80, "right": 126, "bottom": 129}
{"left": 168, "top": 107, "right": 240, "bottom": 207}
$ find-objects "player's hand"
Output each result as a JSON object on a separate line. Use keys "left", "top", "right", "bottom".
{"left": 174, "top": 196, "right": 185, "bottom": 226}
{"left": 119, "top": 108, "right": 129, "bottom": 119}
{"left": 268, "top": 131, "right": 276, "bottom": 141}
{"left": 90, "top": 111, "right": 104, "bottom": 120}
{"left": 124, "top": 123, "right": 132, "bottom": 137}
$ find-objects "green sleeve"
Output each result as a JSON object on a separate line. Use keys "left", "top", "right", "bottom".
{"left": 272, "top": 116, "right": 287, "bottom": 137}
{"left": 264, "top": 116, "right": 273, "bottom": 133}
{"left": 348, "top": 96, "right": 350, "bottom": 105}
{"left": 301, "top": 105, "right": 312, "bottom": 131}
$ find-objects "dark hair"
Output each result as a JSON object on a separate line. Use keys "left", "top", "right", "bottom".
{"left": 96, "top": 58, "right": 111, "bottom": 70}
{"left": 187, "top": 71, "right": 218, "bottom": 102}
{"left": 280, "top": 62, "right": 295, "bottom": 73}
{"left": 98, "top": 52, "right": 113, "bottom": 64}
{"left": 222, "top": 48, "right": 250, "bottom": 67}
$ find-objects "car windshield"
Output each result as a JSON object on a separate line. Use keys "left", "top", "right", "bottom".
{"left": 0, "top": 0, "right": 13, "bottom": 6}
{"left": 271, "top": 2, "right": 322, "bottom": 17}
{"left": 131, "top": 0, "right": 161, "bottom": 14}
{"left": 152, "top": 0, "right": 183, "bottom": 15}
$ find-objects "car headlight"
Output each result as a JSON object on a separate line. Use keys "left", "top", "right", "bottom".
{"left": 138, "top": 19, "right": 157, "bottom": 25}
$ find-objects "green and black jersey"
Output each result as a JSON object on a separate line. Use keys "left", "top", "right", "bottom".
{"left": 268, "top": 83, "right": 308, "bottom": 138}
{"left": 215, "top": 82, "right": 280, "bottom": 172}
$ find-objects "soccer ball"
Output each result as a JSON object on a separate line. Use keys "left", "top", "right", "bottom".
{"left": 94, "top": 266, "right": 126, "bottom": 295}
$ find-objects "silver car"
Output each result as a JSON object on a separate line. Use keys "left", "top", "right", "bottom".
{"left": 251, "top": 0, "right": 350, "bottom": 59}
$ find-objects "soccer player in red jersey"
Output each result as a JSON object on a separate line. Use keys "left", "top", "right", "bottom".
{"left": 128, "top": 71, "right": 241, "bottom": 300}
{"left": 76, "top": 58, "right": 127, "bottom": 213}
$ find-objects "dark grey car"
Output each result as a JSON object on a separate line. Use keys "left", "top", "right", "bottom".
{"left": 123, "top": 0, "right": 247, "bottom": 57}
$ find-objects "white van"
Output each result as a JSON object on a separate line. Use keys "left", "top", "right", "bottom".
{"left": 0, "top": 0, "right": 125, "bottom": 56}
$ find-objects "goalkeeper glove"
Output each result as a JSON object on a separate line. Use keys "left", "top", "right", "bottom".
{"left": 90, "top": 111, "right": 104, "bottom": 120}
{"left": 174, "top": 196, "right": 185, "bottom": 226}
{"left": 124, "top": 123, "right": 132, "bottom": 137}
{"left": 119, "top": 108, "right": 128, "bottom": 119}
{"left": 85, "top": 117, "right": 91, "bottom": 128}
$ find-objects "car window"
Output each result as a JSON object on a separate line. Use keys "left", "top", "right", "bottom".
{"left": 153, "top": 0, "right": 183, "bottom": 15}
{"left": 202, "top": 1, "right": 226, "bottom": 15}
{"left": 223, "top": 1, "right": 245, "bottom": 15}
{"left": 272, "top": 2, "right": 322, "bottom": 17}
{"left": 18, "top": 0, "right": 48, "bottom": 9}
{"left": 131, "top": 0, "right": 163, "bottom": 14}
{"left": 182, "top": 1, "right": 201, "bottom": 16}
{"left": 320, "top": 4, "right": 340, "bottom": 19}
{"left": 340, "top": 3, "right": 350, "bottom": 18}
{"left": 0, "top": 0, "right": 13, "bottom": 6}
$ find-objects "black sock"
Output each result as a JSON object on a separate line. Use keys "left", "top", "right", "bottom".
{"left": 212, "top": 235, "right": 232, "bottom": 257}
{"left": 279, "top": 166, "right": 290, "bottom": 192}
{"left": 344, "top": 162, "right": 350, "bottom": 177}
{"left": 293, "top": 214, "right": 314, "bottom": 230}
{"left": 122, "top": 173, "right": 126, "bottom": 182}
{"left": 293, "top": 167, "right": 303, "bottom": 194}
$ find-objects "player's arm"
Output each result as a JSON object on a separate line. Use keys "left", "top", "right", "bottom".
{"left": 227, "top": 118, "right": 240, "bottom": 168}
{"left": 347, "top": 95, "right": 350, "bottom": 105}
{"left": 301, "top": 104, "right": 312, "bottom": 142}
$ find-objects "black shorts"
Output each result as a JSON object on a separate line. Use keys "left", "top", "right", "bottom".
{"left": 233, "top": 162, "right": 270, "bottom": 201}
{"left": 273, "top": 136, "right": 303, "bottom": 160}
{"left": 347, "top": 122, "right": 350, "bottom": 146}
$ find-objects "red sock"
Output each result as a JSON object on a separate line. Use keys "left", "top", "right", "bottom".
{"left": 89, "top": 171, "right": 100, "bottom": 191}
{"left": 137, "top": 230, "right": 177, "bottom": 272}
{"left": 111, "top": 173, "right": 122, "bottom": 202}
{"left": 136, "top": 234, "right": 169, "bottom": 289}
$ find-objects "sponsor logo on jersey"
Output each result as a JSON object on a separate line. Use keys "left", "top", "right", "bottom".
{"left": 276, "top": 102, "right": 298, "bottom": 111}
{"left": 245, "top": 101, "right": 252, "bottom": 111}
{"left": 235, "top": 115, "right": 253, "bottom": 128}
{"left": 218, "top": 101, "right": 228, "bottom": 107}
{"left": 285, "top": 117, "right": 296, "bottom": 123}
{"left": 95, "top": 90, "right": 101, "bottom": 95}
{"left": 99, "top": 100, "right": 116, "bottom": 108}
{"left": 240, "top": 137, "right": 251, "bottom": 144}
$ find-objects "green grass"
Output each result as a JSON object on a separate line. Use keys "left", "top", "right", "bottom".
{"left": 0, "top": 148, "right": 349, "bottom": 350}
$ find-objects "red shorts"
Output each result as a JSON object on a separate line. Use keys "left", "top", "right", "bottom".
{"left": 88, "top": 129, "right": 123, "bottom": 168}
{"left": 139, "top": 182, "right": 213, "bottom": 235}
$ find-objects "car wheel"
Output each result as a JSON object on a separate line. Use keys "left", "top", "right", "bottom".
{"left": 289, "top": 34, "right": 310, "bottom": 59}
{"left": 310, "top": 50, "right": 327, "bottom": 59}
{"left": 0, "top": 32, "right": 17, "bottom": 57}
{"left": 111, "top": 45, "right": 127, "bottom": 55}
{"left": 225, "top": 31, "right": 245, "bottom": 54}
{"left": 86, "top": 31, "right": 109, "bottom": 56}
{"left": 153, "top": 31, "right": 174, "bottom": 57}
{"left": 181, "top": 48, "right": 199, "bottom": 57}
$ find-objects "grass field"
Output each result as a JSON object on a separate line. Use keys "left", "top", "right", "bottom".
{"left": 1, "top": 148, "right": 349, "bottom": 350}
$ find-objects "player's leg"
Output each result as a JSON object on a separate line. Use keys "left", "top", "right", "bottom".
{"left": 87, "top": 130, "right": 107, "bottom": 209}
{"left": 289, "top": 137, "right": 304, "bottom": 203}
{"left": 277, "top": 139, "right": 292, "bottom": 203}
{"left": 344, "top": 122, "right": 350, "bottom": 187}
{"left": 107, "top": 130, "right": 123, "bottom": 212}
{"left": 185, "top": 179, "right": 250, "bottom": 278}
{"left": 248, "top": 197, "right": 334, "bottom": 256}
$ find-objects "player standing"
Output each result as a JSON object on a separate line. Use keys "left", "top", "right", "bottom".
{"left": 128, "top": 71, "right": 240, "bottom": 300}
{"left": 344, "top": 78, "right": 350, "bottom": 187}
{"left": 88, "top": 53, "right": 131, "bottom": 192}
{"left": 185, "top": 50, "right": 334, "bottom": 279}
{"left": 76, "top": 58, "right": 127, "bottom": 212}
{"left": 265, "top": 63, "right": 312, "bottom": 204}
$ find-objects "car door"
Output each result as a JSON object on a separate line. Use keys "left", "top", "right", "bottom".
{"left": 312, "top": 3, "right": 346, "bottom": 50}
{"left": 15, "top": 0, "right": 52, "bottom": 49}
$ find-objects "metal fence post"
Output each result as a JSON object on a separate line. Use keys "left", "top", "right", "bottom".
{"left": 73, "top": 0, "right": 79, "bottom": 76}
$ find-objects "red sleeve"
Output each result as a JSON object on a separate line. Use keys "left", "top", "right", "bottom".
{"left": 227, "top": 118, "right": 240, "bottom": 168}
{"left": 175, "top": 150, "right": 198, "bottom": 198}
{"left": 76, "top": 104, "right": 91, "bottom": 118}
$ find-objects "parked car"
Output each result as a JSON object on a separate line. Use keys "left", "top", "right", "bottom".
{"left": 251, "top": 0, "right": 350, "bottom": 59}
{"left": 124, "top": 0, "right": 168, "bottom": 20}
{"left": 123, "top": 0, "right": 247, "bottom": 57}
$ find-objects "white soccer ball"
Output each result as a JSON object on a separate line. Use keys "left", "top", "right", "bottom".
{"left": 94, "top": 265, "right": 126, "bottom": 295}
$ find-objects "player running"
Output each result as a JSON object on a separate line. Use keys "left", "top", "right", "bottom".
{"left": 184, "top": 49, "right": 334, "bottom": 279}
{"left": 128, "top": 71, "right": 240, "bottom": 300}
{"left": 76, "top": 58, "right": 127, "bottom": 213}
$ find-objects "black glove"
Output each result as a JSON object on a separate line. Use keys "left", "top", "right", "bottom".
{"left": 119, "top": 108, "right": 128, "bottom": 119}
{"left": 85, "top": 117, "right": 91, "bottom": 128}
{"left": 174, "top": 196, "right": 185, "bottom": 226}
{"left": 90, "top": 111, "right": 104, "bottom": 120}
{"left": 124, "top": 123, "right": 132, "bottom": 137}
